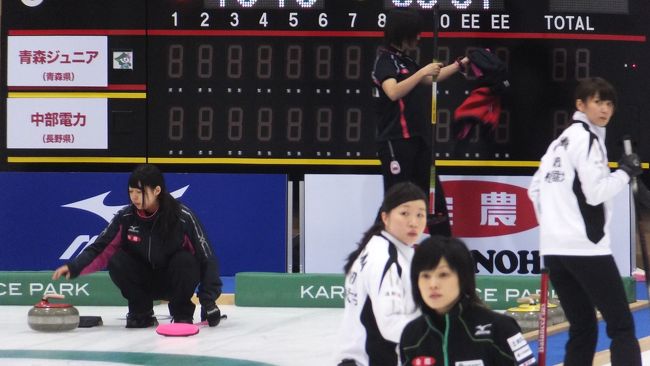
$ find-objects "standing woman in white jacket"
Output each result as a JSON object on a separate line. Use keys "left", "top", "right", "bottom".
{"left": 528, "top": 77, "right": 642, "bottom": 366}
{"left": 337, "top": 182, "right": 427, "bottom": 366}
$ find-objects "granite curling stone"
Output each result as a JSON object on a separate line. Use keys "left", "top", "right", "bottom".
{"left": 28, "top": 293, "right": 79, "bottom": 332}
{"left": 505, "top": 295, "right": 566, "bottom": 333}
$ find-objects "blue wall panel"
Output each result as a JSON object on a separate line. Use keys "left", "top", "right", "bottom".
{"left": 0, "top": 172, "right": 287, "bottom": 276}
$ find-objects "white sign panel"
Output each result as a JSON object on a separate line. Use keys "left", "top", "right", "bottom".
{"left": 304, "top": 174, "right": 384, "bottom": 273}
{"left": 304, "top": 174, "right": 632, "bottom": 276}
{"left": 7, "top": 98, "right": 108, "bottom": 149}
{"left": 7, "top": 36, "right": 107, "bottom": 87}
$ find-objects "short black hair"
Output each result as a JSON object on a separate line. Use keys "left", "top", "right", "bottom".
{"left": 410, "top": 236, "right": 483, "bottom": 310}
{"left": 574, "top": 77, "right": 617, "bottom": 107}
{"left": 384, "top": 8, "right": 423, "bottom": 47}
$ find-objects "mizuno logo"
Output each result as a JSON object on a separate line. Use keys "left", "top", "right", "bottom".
{"left": 61, "top": 186, "right": 189, "bottom": 223}
{"left": 474, "top": 323, "right": 492, "bottom": 336}
{"left": 58, "top": 185, "right": 189, "bottom": 259}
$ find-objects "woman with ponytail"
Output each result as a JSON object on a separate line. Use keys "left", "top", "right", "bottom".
{"left": 53, "top": 164, "right": 223, "bottom": 328}
{"left": 337, "top": 182, "right": 427, "bottom": 366}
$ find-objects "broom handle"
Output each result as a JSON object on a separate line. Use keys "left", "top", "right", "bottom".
{"left": 537, "top": 268, "right": 549, "bottom": 366}
{"left": 429, "top": 4, "right": 440, "bottom": 214}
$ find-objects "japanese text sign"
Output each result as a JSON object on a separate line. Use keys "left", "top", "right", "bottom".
{"left": 7, "top": 36, "right": 107, "bottom": 87}
{"left": 7, "top": 98, "right": 107, "bottom": 149}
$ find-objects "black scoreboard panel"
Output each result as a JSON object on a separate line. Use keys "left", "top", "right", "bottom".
{"left": 2, "top": 0, "right": 649, "bottom": 171}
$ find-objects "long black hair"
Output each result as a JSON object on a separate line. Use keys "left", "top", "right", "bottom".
{"left": 384, "top": 8, "right": 423, "bottom": 48}
{"left": 410, "top": 236, "right": 484, "bottom": 310}
{"left": 343, "top": 182, "right": 427, "bottom": 274}
{"left": 128, "top": 164, "right": 181, "bottom": 237}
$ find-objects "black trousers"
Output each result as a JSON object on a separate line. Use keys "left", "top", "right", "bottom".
{"left": 544, "top": 255, "right": 641, "bottom": 366}
{"left": 108, "top": 248, "right": 200, "bottom": 320}
{"left": 378, "top": 137, "right": 451, "bottom": 236}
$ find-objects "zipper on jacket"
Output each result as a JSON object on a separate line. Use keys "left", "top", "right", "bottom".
{"left": 148, "top": 236, "right": 153, "bottom": 268}
{"left": 443, "top": 313, "right": 450, "bottom": 366}
{"left": 148, "top": 216, "right": 159, "bottom": 269}
{"left": 424, "top": 314, "right": 451, "bottom": 366}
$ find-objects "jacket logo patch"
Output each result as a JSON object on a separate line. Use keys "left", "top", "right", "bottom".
{"left": 127, "top": 234, "right": 142, "bottom": 243}
{"left": 544, "top": 171, "right": 565, "bottom": 183}
{"left": 455, "top": 360, "right": 484, "bottom": 366}
{"left": 553, "top": 136, "right": 569, "bottom": 152}
{"left": 127, "top": 226, "right": 141, "bottom": 243}
{"left": 521, "top": 358, "right": 537, "bottom": 366}
{"left": 553, "top": 157, "right": 561, "bottom": 167}
{"left": 127, "top": 234, "right": 141, "bottom": 243}
{"left": 359, "top": 253, "right": 368, "bottom": 270}
{"left": 560, "top": 136, "right": 569, "bottom": 149}
{"left": 513, "top": 344, "right": 533, "bottom": 361}
{"left": 474, "top": 323, "right": 492, "bottom": 336}
{"left": 507, "top": 332, "right": 527, "bottom": 351}
{"left": 411, "top": 356, "right": 435, "bottom": 366}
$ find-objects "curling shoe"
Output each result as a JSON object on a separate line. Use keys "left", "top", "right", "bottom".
{"left": 125, "top": 310, "right": 158, "bottom": 328}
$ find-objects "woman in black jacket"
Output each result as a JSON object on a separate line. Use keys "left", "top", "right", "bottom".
{"left": 372, "top": 8, "right": 468, "bottom": 236}
{"left": 400, "top": 236, "right": 537, "bottom": 366}
{"left": 52, "top": 164, "right": 222, "bottom": 328}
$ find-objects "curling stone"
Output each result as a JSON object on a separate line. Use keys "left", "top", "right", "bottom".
{"left": 548, "top": 297, "right": 566, "bottom": 325}
{"left": 529, "top": 293, "right": 566, "bottom": 326}
{"left": 28, "top": 293, "right": 79, "bottom": 332}
{"left": 505, "top": 297, "right": 539, "bottom": 333}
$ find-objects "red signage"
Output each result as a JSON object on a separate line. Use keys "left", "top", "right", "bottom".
{"left": 444, "top": 180, "right": 538, "bottom": 238}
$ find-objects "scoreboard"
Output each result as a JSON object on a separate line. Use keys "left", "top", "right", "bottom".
{"left": 1, "top": 0, "right": 648, "bottom": 172}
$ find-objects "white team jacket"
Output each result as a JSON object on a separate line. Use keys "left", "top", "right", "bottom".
{"left": 528, "top": 111, "right": 630, "bottom": 256}
{"left": 336, "top": 231, "right": 420, "bottom": 366}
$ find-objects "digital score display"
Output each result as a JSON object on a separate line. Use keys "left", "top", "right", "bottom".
{"left": 1, "top": 0, "right": 649, "bottom": 170}
{"left": 549, "top": 0, "right": 629, "bottom": 14}
{"left": 204, "top": 0, "right": 326, "bottom": 9}
{"left": 202, "top": 0, "right": 506, "bottom": 10}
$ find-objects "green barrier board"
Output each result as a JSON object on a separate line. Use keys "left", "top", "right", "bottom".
{"left": 1, "top": 271, "right": 636, "bottom": 309}
{"left": 0, "top": 271, "right": 126, "bottom": 306}
{"left": 236, "top": 273, "right": 344, "bottom": 308}
{"left": 235, "top": 272, "right": 637, "bottom": 310}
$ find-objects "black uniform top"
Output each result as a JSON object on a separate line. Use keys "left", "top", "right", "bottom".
{"left": 65, "top": 203, "right": 222, "bottom": 308}
{"left": 400, "top": 300, "right": 537, "bottom": 366}
{"left": 372, "top": 46, "right": 432, "bottom": 143}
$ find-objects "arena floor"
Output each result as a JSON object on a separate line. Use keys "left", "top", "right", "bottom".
{"left": 0, "top": 304, "right": 341, "bottom": 366}
{"left": 1, "top": 300, "right": 650, "bottom": 365}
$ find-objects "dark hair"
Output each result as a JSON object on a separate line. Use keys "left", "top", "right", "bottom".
{"left": 128, "top": 164, "right": 181, "bottom": 237}
{"left": 574, "top": 77, "right": 617, "bottom": 107}
{"left": 384, "top": 8, "right": 423, "bottom": 47}
{"left": 410, "top": 236, "right": 483, "bottom": 310}
{"left": 343, "top": 182, "right": 427, "bottom": 274}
